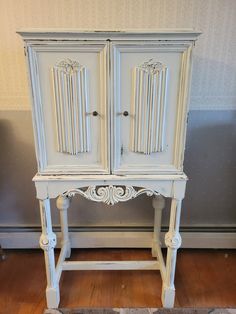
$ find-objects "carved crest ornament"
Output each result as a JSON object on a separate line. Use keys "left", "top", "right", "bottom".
{"left": 55, "top": 58, "right": 82, "bottom": 74}
{"left": 139, "top": 59, "right": 165, "bottom": 73}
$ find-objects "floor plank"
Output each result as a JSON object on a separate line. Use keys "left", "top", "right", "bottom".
{"left": 0, "top": 249, "right": 236, "bottom": 314}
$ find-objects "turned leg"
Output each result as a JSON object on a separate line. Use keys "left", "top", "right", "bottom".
{"left": 162, "top": 198, "right": 182, "bottom": 308}
{"left": 56, "top": 195, "right": 71, "bottom": 258}
{"left": 39, "top": 199, "right": 59, "bottom": 309}
{"left": 152, "top": 195, "right": 165, "bottom": 257}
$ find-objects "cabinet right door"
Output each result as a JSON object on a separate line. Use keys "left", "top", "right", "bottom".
{"left": 111, "top": 41, "right": 193, "bottom": 175}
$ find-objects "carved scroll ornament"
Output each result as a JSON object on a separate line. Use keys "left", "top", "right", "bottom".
{"left": 63, "top": 185, "right": 160, "bottom": 206}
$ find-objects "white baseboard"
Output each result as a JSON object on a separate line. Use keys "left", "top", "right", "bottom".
{"left": 1, "top": 227, "right": 236, "bottom": 249}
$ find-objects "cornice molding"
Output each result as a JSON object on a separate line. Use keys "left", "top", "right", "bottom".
{"left": 17, "top": 29, "right": 202, "bottom": 42}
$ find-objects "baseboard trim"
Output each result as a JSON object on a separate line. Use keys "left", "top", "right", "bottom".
{"left": 1, "top": 226, "right": 236, "bottom": 249}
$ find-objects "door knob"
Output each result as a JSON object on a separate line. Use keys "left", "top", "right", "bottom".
{"left": 123, "top": 111, "right": 129, "bottom": 116}
{"left": 92, "top": 111, "right": 98, "bottom": 116}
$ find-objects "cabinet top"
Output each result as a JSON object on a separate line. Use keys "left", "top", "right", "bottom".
{"left": 17, "top": 28, "right": 201, "bottom": 41}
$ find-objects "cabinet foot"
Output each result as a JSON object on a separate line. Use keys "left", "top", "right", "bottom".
{"left": 0, "top": 245, "right": 6, "bottom": 261}
{"left": 46, "top": 285, "right": 60, "bottom": 309}
{"left": 161, "top": 285, "right": 175, "bottom": 308}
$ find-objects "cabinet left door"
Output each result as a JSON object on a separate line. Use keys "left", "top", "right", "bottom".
{"left": 26, "top": 42, "right": 109, "bottom": 174}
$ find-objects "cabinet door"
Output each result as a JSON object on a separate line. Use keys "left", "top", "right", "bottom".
{"left": 27, "top": 42, "right": 109, "bottom": 174}
{"left": 111, "top": 42, "right": 193, "bottom": 174}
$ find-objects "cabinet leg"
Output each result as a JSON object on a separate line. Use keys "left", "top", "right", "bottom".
{"left": 56, "top": 195, "right": 71, "bottom": 258}
{"left": 152, "top": 195, "right": 165, "bottom": 257}
{"left": 162, "top": 198, "right": 182, "bottom": 308}
{"left": 39, "top": 199, "right": 59, "bottom": 309}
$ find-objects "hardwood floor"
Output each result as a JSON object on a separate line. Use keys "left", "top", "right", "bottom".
{"left": 0, "top": 249, "right": 236, "bottom": 314}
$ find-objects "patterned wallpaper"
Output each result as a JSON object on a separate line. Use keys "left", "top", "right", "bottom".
{"left": 0, "top": 0, "right": 235, "bottom": 110}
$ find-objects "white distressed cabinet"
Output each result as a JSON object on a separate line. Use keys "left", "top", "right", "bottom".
{"left": 18, "top": 29, "right": 201, "bottom": 309}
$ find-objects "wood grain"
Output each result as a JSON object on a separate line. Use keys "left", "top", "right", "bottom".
{"left": 0, "top": 249, "right": 236, "bottom": 314}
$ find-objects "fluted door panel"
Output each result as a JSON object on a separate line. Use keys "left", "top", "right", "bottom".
{"left": 52, "top": 59, "right": 90, "bottom": 155}
{"left": 131, "top": 59, "right": 168, "bottom": 154}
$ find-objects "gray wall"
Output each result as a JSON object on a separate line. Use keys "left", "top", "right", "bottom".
{"left": 0, "top": 0, "right": 236, "bottom": 234}
{"left": 0, "top": 110, "right": 235, "bottom": 229}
